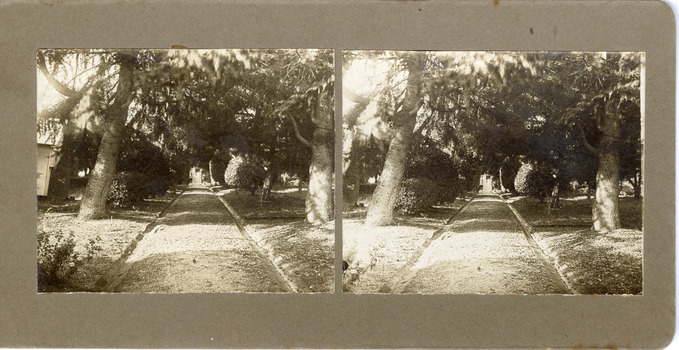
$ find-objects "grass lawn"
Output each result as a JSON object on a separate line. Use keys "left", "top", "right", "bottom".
{"left": 509, "top": 194, "right": 643, "bottom": 294}
{"left": 37, "top": 188, "right": 182, "bottom": 292}
{"left": 213, "top": 186, "right": 334, "bottom": 293}
{"left": 211, "top": 186, "right": 307, "bottom": 219}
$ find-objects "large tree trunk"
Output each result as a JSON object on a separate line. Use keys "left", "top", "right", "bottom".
{"left": 592, "top": 109, "right": 622, "bottom": 232}
{"left": 365, "top": 55, "right": 425, "bottom": 227}
{"left": 77, "top": 55, "right": 135, "bottom": 220}
{"left": 305, "top": 91, "right": 334, "bottom": 225}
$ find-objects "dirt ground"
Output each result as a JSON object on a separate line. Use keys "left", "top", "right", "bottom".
{"left": 390, "top": 195, "right": 568, "bottom": 294}
{"left": 344, "top": 192, "right": 642, "bottom": 295}
{"left": 342, "top": 197, "right": 469, "bottom": 293}
{"left": 509, "top": 195, "right": 643, "bottom": 294}
{"left": 37, "top": 190, "right": 179, "bottom": 292}
{"left": 104, "top": 187, "right": 290, "bottom": 293}
{"left": 39, "top": 185, "right": 333, "bottom": 293}
{"left": 216, "top": 187, "right": 334, "bottom": 293}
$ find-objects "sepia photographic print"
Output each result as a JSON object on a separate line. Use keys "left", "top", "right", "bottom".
{"left": 37, "top": 48, "right": 335, "bottom": 293}
{"left": 342, "top": 50, "right": 644, "bottom": 295}
{"left": 2, "top": 0, "right": 674, "bottom": 348}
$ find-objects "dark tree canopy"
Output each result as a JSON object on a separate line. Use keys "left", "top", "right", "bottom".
{"left": 343, "top": 51, "right": 642, "bottom": 231}
{"left": 38, "top": 49, "right": 335, "bottom": 224}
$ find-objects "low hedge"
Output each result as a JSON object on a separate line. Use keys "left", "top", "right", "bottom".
{"left": 395, "top": 177, "right": 458, "bottom": 214}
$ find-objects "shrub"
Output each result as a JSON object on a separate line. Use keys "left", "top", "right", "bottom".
{"left": 37, "top": 228, "right": 100, "bottom": 291}
{"left": 117, "top": 130, "right": 171, "bottom": 194}
{"left": 395, "top": 178, "right": 456, "bottom": 214}
{"left": 223, "top": 156, "right": 265, "bottom": 189}
{"left": 107, "top": 171, "right": 151, "bottom": 207}
{"left": 514, "top": 163, "right": 533, "bottom": 194}
{"left": 514, "top": 162, "right": 554, "bottom": 200}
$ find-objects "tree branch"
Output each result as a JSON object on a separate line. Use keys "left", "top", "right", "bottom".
{"left": 287, "top": 115, "right": 312, "bottom": 148}
{"left": 413, "top": 111, "right": 434, "bottom": 136}
{"left": 37, "top": 51, "right": 81, "bottom": 98}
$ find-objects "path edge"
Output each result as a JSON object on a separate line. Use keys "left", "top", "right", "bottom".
{"left": 376, "top": 194, "right": 476, "bottom": 294}
{"left": 504, "top": 199, "right": 578, "bottom": 295}
{"left": 91, "top": 187, "right": 186, "bottom": 292}
{"left": 209, "top": 187, "right": 301, "bottom": 293}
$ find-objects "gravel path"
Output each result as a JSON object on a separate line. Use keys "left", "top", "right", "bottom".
{"left": 390, "top": 194, "right": 570, "bottom": 294}
{"left": 104, "top": 186, "right": 290, "bottom": 293}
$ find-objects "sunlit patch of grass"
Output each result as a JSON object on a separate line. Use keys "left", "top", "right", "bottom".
{"left": 247, "top": 218, "right": 334, "bottom": 292}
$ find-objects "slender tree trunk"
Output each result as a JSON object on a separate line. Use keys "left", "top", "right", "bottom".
{"left": 631, "top": 171, "right": 641, "bottom": 200}
{"left": 592, "top": 110, "right": 622, "bottom": 232}
{"left": 78, "top": 55, "right": 135, "bottom": 220}
{"left": 365, "top": 55, "right": 425, "bottom": 227}
{"left": 209, "top": 158, "right": 216, "bottom": 185}
{"left": 549, "top": 176, "right": 560, "bottom": 209}
{"left": 305, "top": 91, "right": 334, "bottom": 225}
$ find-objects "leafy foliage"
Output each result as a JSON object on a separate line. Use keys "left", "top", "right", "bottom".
{"left": 109, "top": 129, "right": 172, "bottom": 204}
{"left": 514, "top": 163, "right": 533, "bottom": 194}
{"left": 107, "top": 171, "right": 154, "bottom": 207}
{"left": 395, "top": 177, "right": 456, "bottom": 214}
{"left": 514, "top": 162, "right": 555, "bottom": 200}
{"left": 37, "top": 227, "right": 101, "bottom": 291}
{"left": 223, "top": 155, "right": 265, "bottom": 189}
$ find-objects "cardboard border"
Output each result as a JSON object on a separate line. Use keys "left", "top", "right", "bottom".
{"left": 0, "top": 1, "right": 674, "bottom": 348}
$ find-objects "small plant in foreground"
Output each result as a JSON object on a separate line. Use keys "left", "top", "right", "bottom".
{"left": 37, "top": 228, "right": 101, "bottom": 291}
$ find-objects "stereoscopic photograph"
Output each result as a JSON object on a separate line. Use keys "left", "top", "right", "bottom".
{"left": 37, "top": 48, "right": 335, "bottom": 293}
{"left": 342, "top": 50, "right": 644, "bottom": 295}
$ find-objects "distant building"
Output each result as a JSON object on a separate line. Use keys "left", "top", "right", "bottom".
{"left": 189, "top": 166, "right": 207, "bottom": 184}
{"left": 479, "top": 173, "right": 495, "bottom": 192}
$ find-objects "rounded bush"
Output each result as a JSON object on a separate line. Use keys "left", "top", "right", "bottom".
{"left": 514, "top": 162, "right": 554, "bottom": 199}
{"left": 38, "top": 227, "right": 101, "bottom": 291}
{"left": 223, "top": 156, "right": 265, "bottom": 189}
{"left": 514, "top": 163, "right": 533, "bottom": 194}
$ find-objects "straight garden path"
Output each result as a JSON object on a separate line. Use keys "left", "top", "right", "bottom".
{"left": 388, "top": 193, "right": 572, "bottom": 294}
{"left": 102, "top": 185, "right": 292, "bottom": 293}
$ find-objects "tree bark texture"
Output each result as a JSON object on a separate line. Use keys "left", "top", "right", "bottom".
{"left": 365, "top": 55, "right": 425, "bottom": 227}
{"left": 78, "top": 55, "right": 135, "bottom": 220}
{"left": 305, "top": 91, "right": 334, "bottom": 225}
{"left": 592, "top": 109, "right": 622, "bottom": 232}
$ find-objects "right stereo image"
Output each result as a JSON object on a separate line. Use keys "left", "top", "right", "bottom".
{"left": 341, "top": 50, "right": 644, "bottom": 295}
